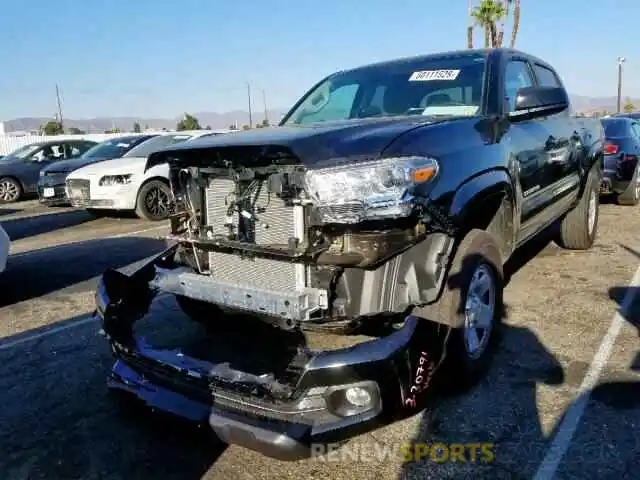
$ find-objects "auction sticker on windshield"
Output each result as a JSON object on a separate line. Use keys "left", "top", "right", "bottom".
{"left": 409, "top": 70, "right": 460, "bottom": 81}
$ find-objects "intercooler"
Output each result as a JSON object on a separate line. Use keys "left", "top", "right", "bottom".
{"left": 204, "top": 178, "right": 307, "bottom": 293}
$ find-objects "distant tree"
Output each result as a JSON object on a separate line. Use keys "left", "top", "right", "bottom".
{"left": 242, "top": 124, "right": 251, "bottom": 130}
{"left": 228, "top": 124, "right": 239, "bottom": 130}
{"left": 144, "top": 124, "right": 149, "bottom": 130}
{"left": 177, "top": 113, "right": 201, "bottom": 131}
{"left": 133, "top": 122, "right": 142, "bottom": 133}
{"left": 41, "top": 121, "right": 64, "bottom": 135}
{"left": 104, "top": 127, "right": 121, "bottom": 133}
{"left": 68, "top": 127, "right": 86, "bottom": 134}
{"left": 260, "top": 119, "right": 270, "bottom": 127}
{"left": 624, "top": 98, "right": 634, "bottom": 113}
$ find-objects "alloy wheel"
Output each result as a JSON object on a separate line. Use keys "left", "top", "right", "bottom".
{"left": 0, "top": 180, "right": 19, "bottom": 202}
{"left": 463, "top": 264, "right": 496, "bottom": 360}
{"left": 144, "top": 186, "right": 169, "bottom": 219}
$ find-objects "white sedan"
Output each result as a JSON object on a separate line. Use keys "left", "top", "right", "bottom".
{"left": 0, "top": 223, "right": 10, "bottom": 273}
{"left": 65, "top": 130, "right": 227, "bottom": 221}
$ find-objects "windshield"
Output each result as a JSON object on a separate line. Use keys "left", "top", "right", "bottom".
{"left": 3, "top": 143, "right": 41, "bottom": 160}
{"left": 123, "top": 134, "right": 193, "bottom": 158}
{"left": 602, "top": 119, "right": 629, "bottom": 137}
{"left": 282, "top": 54, "right": 487, "bottom": 125}
{"left": 83, "top": 137, "right": 144, "bottom": 159}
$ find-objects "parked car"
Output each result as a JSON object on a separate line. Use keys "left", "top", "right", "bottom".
{"left": 0, "top": 223, "right": 9, "bottom": 274}
{"left": 599, "top": 116, "right": 640, "bottom": 205}
{"left": 38, "top": 134, "right": 159, "bottom": 206}
{"left": 0, "top": 140, "right": 97, "bottom": 203}
{"left": 614, "top": 112, "right": 640, "bottom": 120}
{"left": 94, "top": 48, "right": 603, "bottom": 461}
{"left": 65, "top": 131, "right": 225, "bottom": 221}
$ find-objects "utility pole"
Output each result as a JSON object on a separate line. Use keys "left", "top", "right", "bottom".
{"left": 262, "top": 89, "right": 268, "bottom": 125}
{"left": 55, "top": 84, "right": 64, "bottom": 128}
{"left": 247, "top": 83, "right": 253, "bottom": 128}
{"left": 617, "top": 57, "right": 626, "bottom": 114}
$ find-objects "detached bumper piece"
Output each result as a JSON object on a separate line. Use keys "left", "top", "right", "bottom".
{"left": 95, "top": 246, "right": 447, "bottom": 461}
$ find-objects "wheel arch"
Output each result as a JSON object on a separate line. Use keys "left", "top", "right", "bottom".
{"left": 448, "top": 169, "right": 517, "bottom": 264}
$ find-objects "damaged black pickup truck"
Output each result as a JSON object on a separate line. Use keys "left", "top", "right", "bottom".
{"left": 95, "top": 48, "right": 603, "bottom": 460}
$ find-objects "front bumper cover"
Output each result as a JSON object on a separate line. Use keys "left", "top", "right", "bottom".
{"left": 95, "top": 245, "right": 449, "bottom": 461}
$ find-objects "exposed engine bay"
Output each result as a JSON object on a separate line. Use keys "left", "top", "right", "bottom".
{"left": 150, "top": 149, "right": 456, "bottom": 330}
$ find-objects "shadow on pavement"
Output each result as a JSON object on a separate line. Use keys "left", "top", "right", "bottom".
{"left": 0, "top": 207, "right": 21, "bottom": 217}
{"left": 1, "top": 210, "right": 96, "bottom": 241}
{"left": 0, "top": 236, "right": 167, "bottom": 307}
{"left": 0, "top": 310, "right": 226, "bottom": 480}
{"left": 401, "top": 241, "right": 640, "bottom": 479}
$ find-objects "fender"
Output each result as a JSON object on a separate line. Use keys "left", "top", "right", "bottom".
{"left": 447, "top": 169, "right": 517, "bottom": 263}
{"left": 576, "top": 140, "right": 604, "bottom": 199}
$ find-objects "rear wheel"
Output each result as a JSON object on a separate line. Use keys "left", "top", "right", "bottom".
{"left": 135, "top": 180, "right": 171, "bottom": 221}
{"left": 556, "top": 168, "right": 599, "bottom": 250}
{"left": 416, "top": 229, "right": 504, "bottom": 393}
{"left": 617, "top": 167, "right": 640, "bottom": 206}
{"left": 0, "top": 177, "right": 22, "bottom": 203}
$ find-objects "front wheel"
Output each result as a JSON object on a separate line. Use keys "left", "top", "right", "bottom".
{"left": 135, "top": 180, "right": 172, "bottom": 221}
{"left": 0, "top": 177, "right": 22, "bottom": 203}
{"left": 415, "top": 229, "right": 504, "bottom": 394}
{"left": 556, "top": 169, "right": 599, "bottom": 250}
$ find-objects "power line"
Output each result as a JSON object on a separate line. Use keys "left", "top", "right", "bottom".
{"left": 247, "top": 83, "right": 253, "bottom": 128}
{"left": 262, "top": 89, "right": 268, "bottom": 125}
{"left": 55, "top": 84, "right": 64, "bottom": 127}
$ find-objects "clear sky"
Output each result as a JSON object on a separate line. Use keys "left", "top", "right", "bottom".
{"left": 2, "top": 0, "right": 639, "bottom": 119}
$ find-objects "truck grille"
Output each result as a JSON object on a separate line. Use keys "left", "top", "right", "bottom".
{"left": 66, "top": 179, "right": 90, "bottom": 202}
{"left": 204, "top": 178, "right": 305, "bottom": 292}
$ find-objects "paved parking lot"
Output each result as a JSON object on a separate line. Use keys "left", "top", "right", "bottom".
{"left": 0, "top": 199, "right": 639, "bottom": 479}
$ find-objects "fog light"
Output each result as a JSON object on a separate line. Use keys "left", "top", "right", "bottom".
{"left": 345, "top": 386, "right": 371, "bottom": 407}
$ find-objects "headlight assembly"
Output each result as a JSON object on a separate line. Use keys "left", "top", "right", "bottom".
{"left": 99, "top": 174, "right": 132, "bottom": 187}
{"left": 304, "top": 156, "right": 439, "bottom": 224}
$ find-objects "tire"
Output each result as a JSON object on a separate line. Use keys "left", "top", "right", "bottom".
{"left": 556, "top": 168, "right": 599, "bottom": 250}
{"left": 616, "top": 167, "right": 640, "bottom": 206}
{"left": 0, "top": 177, "right": 22, "bottom": 203}
{"left": 417, "top": 229, "right": 504, "bottom": 394}
{"left": 135, "top": 179, "right": 172, "bottom": 221}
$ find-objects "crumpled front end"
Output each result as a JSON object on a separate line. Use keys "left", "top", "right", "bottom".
{"left": 95, "top": 245, "right": 451, "bottom": 461}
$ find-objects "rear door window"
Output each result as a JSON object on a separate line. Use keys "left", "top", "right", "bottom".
{"left": 532, "top": 64, "right": 562, "bottom": 88}
{"left": 504, "top": 60, "right": 535, "bottom": 112}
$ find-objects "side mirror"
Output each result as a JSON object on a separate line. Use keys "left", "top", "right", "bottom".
{"left": 508, "top": 86, "right": 569, "bottom": 121}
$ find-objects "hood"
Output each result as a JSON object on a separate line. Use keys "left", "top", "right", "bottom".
{"left": 42, "top": 156, "right": 117, "bottom": 174}
{"left": 67, "top": 156, "right": 147, "bottom": 179}
{"left": 146, "top": 116, "right": 437, "bottom": 170}
{"left": 0, "top": 156, "right": 19, "bottom": 165}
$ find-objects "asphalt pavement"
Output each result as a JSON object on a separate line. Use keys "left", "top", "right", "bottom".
{"left": 0, "top": 199, "right": 639, "bottom": 480}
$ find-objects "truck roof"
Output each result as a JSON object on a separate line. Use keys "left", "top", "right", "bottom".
{"left": 340, "top": 48, "right": 555, "bottom": 76}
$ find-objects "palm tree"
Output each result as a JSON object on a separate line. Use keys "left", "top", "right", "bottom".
{"left": 496, "top": 0, "right": 510, "bottom": 47}
{"left": 471, "top": 0, "right": 507, "bottom": 48}
{"left": 509, "top": 0, "right": 521, "bottom": 48}
{"left": 467, "top": 0, "right": 474, "bottom": 48}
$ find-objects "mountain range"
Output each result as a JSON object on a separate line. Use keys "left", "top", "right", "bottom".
{"left": 2, "top": 109, "right": 289, "bottom": 133}
{"left": 3, "top": 95, "right": 639, "bottom": 133}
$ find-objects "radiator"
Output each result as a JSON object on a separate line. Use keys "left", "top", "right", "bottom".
{"left": 204, "top": 178, "right": 306, "bottom": 292}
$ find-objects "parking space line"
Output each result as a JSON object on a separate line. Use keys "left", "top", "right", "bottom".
{"left": 533, "top": 263, "right": 640, "bottom": 480}
{"left": 0, "top": 316, "right": 95, "bottom": 352}
{"left": 9, "top": 224, "right": 168, "bottom": 258}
